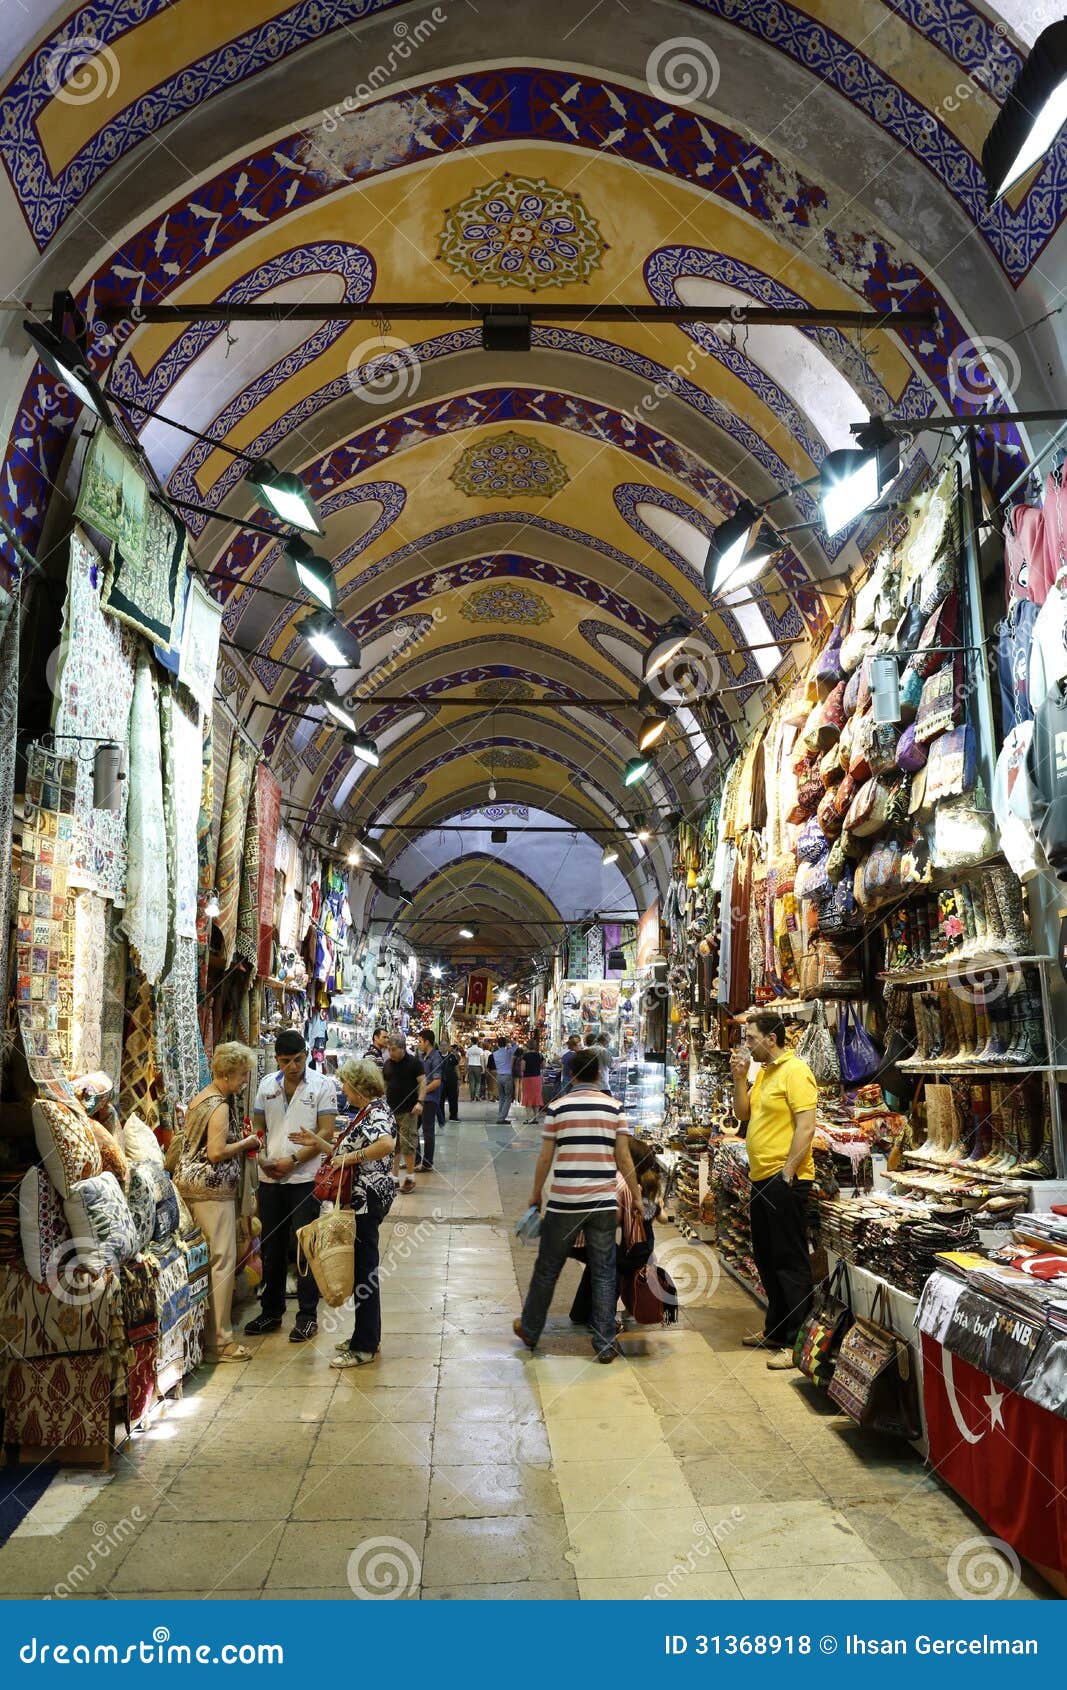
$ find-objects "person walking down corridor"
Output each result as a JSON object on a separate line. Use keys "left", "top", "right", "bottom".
{"left": 383, "top": 1033, "right": 425, "bottom": 1193}
{"left": 494, "top": 1036, "right": 519, "bottom": 1124}
{"left": 466, "top": 1039, "right": 485, "bottom": 1101}
{"left": 417, "top": 1028, "right": 444, "bottom": 1171}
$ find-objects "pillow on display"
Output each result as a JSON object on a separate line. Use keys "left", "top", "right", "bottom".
{"left": 126, "top": 1165, "right": 157, "bottom": 1255}
{"left": 18, "top": 1165, "right": 74, "bottom": 1284}
{"left": 147, "top": 1165, "right": 181, "bottom": 1244}
{"left": 122, "top": 1113, "right": 164, "bottom": 1167}
{"left": 32, "top": 1098, "right": 102, "bottom": 1198}
{"left": 62, "top": 1172, "right": 139, "bottom": 1275}
{"left": 89, "top": 1121, "right": 129, "bottom": 1189}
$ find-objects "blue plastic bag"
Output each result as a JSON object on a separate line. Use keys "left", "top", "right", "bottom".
{"left": 515, "top": 1205, "right": 542, "bottom": 1245}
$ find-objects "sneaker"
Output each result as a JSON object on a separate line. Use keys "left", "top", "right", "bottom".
{"left": 289, "top": 1316, "right": 318, "bottom": 1343}
{"left": 594, "top": 1345, "right": 618, "bottom": 1365}
{"left": 741, "top": 1334, "right": 775, "bottom": 1349}
{"left": 400, "top": 1179, "right": 416, "bottom": 1193}
{"left": 330, "top": 1350, "right": 377, "bottom": 1369}
{"left": 766, "top": 1348, "right": 796, "bottom": 1370}
{"left": 244, "top": 1313, "right": 282, "bottom": 1336}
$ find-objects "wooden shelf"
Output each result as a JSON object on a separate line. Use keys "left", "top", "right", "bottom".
{"left": 898, "top": 1061, "right": 1055, "bottom": 1075}
{"left": 877, "top": 952, "right": 1052, "bottom": 987}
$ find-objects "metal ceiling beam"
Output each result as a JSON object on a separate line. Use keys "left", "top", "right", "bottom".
{"left": 97, "top": 301, "right": 935, "bottom": 331}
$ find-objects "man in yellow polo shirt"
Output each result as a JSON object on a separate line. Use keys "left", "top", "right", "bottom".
{"left": 730, "top": 1012, "right": 817, "bottom": 1370}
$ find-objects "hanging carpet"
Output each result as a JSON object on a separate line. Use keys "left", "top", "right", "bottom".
{"left": 256, "top": 762, "right": 281, "bottom": 978}
{"left": 122, "top": 652, "right": 168, "bottom": 985}
{"left": 15, "top": 744, "right": 79, "bottom": 1105}
{"left": 70, "top": 888, "right": 107, "bottom": 1076}
{"left": 234, "top": 758, "right": 260, "bottom": 970}
{"left": 213, "top": 733, "right": 255, "bottom": 965}
{"left": 179, "top": 577, "right": 222, "bottom": 717}
{"left": 0, "top": 583, "right": 18, "bottom": 1016}
{"left": 119, "top": 968, "right": 163, "bottom": 1135}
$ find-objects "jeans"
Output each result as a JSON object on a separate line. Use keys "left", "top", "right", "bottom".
{"left": 468, "top": 1070, "right": 484, "bottom": 1101}
{"left": 521, "top": 1207, "right": 618, "bottom": 1357}
{"left": 496, "top": 1076, "right": 515, "bottom": 1121}
{"left": 418, "top": 1100, "right": 437, "bottom": 1168}
{"left": 444, "top": 1074, "right": 459, "bottom": 1119}
{"left": 257, "top": 1180, "right": 321, "bottom": 1321}
{"left": 570, "top": 1222, "right": 654, "bottom": 1324}
{"left": 348, "top": 1196, "right": 385, "bottom": 1355}
{"left": 748, "top": 1175, "right": 813, "bottom": 1348}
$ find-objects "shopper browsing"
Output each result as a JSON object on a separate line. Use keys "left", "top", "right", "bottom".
{"left": 417, "top": 1028, "right": 444, "bottom": 1171}
{"left": 513, "top": 1047, "right": 640, "bottom": 1363}
{"left": 519, "top": 1034, "right": 544, "bottom": 1121}
{"left": 383, "top": 1033, "right": 425, "bottom": 1193}
{"left": 568, "top": 1138, "right": 660, "bottom": 1329}
{"left": 466, "top": 1039, "right": 485, "bottom": 1101}
{"left": 443, "top": 1042, "right": 461, "bottom": 1121}
{"left": 288, "top": 1057, "right": 397, "bottom": 1369}
{"left": 584, "top": 1032, "right": 613, "bottom": 1090}
{"left": 494, "top": 1036, "right": 519, "bottom": 1123}
{"left": 730, "top": 1013, "right": 817, "bottom": 1370}
{"left": 559, "top": 1035, "right": 581, "bottom": 1093}
{"left": 245, "top": 1030, "right": 337, "bottom": 1343}
{"left": 364, "top": 1027, "right": 389, "bottom": 1069}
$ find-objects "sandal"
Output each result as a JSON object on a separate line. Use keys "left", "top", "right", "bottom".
{"left": 400, "top": 1179, "right": 416, "bottom": 1193}
{"left": 209, "top": 1343, "right": 252, "bottom": 1363}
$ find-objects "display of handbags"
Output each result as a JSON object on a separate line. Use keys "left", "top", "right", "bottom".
{"left": 827, "top": 1283, "right": 922, "bottom": 1440}
{"left": 793, "top": 1260, "right": 853, "bottom": 1388}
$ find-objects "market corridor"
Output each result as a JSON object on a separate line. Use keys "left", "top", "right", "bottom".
{"left": 0, "top": 1103, "right": 1051, "bottom": 1601}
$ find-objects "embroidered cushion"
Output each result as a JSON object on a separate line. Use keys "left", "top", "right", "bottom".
{"left": 126, "top": 1165, "right": 157, "bottom": 1255}
{"left": 146, "top": 1166, "right": 181, "bottom": 1245}
{"left": 63, "top": 1172, "right": 139, "bottom": 1276}
{"left": 32, "top": 1099, "right": 102, "bottom": 1198}
{"left": 89, "top": 1121, "right": 128, "bottom": 1189}
{"left": 18, "top": 1166, "right": 74, "bottom": 1284}
{"left": 121, "top": 1113, "right": 164, "bottom": 1167}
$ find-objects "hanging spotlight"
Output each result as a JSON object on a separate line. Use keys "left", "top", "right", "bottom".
{"left": 481, "top": 308, "right": 532, "bottom": 351}
{"left": 345, "top": 730, "right": 380, "bottom": 769}
{"left": 631, "top": 813, "right": 653, "bottom": 843}
{"left": 247, "top": 462, "right": 324, "bottom": 535}
{"left": 24, "top": 296, "right": 114, "bottom": 425}
{"left": 624, "top": 755, "right": 651, "bottom": 788}
{"left": 643, "top": 615, "right": 696, "bottom": 682}
{"left": 819, "top": 420, "right": 901, "bottom": 537}
{"left": 285, "top": 537, "right": 336, "bottom": 609}
{"left": 870, "top": 652, "right": 902, "bottom": 725}
{"left": 320, "top": 688, "right": 358, "bottom": 733}
{"left": 301, "top": 611, "right": 360, "bottom": 669}
{"left": 705, "top": 502, "right": 783, "bottom": 597}
{"left": 638, "top": 708, "right": 669, "bottom": 753}
{"left": 430, "top": 964, "right": 443, "bottom": 980}
{"left": 602, "top": 844, "right": 620, "bottom": 866}
{"left": 459, "top": 924, "right": 476, "bottom": 939}
{"left": 326, "top": 823, "right": 342, "bottom": 850}
{"left": 347, "top": 847, "right": 362, "bottom": 867}
{"left": 92, "top": 742, "right": 126, "bottom": 812}
{"left": 370, "top": 869, "right": 405, "bottom": 900}
{"left": 491, "top": 828, "right": 508, "bottom": 845}
{"left": 358, "top": 836, "right": 384, "bottom": 865}
{"left": 982, "top": 20, "right": 1067, "bottom": 204}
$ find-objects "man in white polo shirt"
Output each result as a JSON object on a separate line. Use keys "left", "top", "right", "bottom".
{"left": 246, "top": 1030, "right": 337, "bottom": 1343}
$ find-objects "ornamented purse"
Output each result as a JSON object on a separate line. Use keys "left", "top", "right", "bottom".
{"left": 924, "top": 724, "right": 976, "bottom": 805}
{"left": 817, "top": 788, "right": 844, "bottom": 840}
{"left": 895, "top": 723, "right": 927, "bottom": 773}
{"left": 827, "top": 1283, "right": 922, "bottom": 1439}
{"left": 795, "top": 1000, "right": 840, "bottom": 1085}
{"left": 793, "top": 1260, "right": 853, "bottom": 1388}
{"left": 795, "top": 818, "right": 830, "bottom": 864}
{"left": 846, "top": 776, "right": 894, "bottom": 838}
{"left": 914, "top": 661, "right": 962, "bottom": 743}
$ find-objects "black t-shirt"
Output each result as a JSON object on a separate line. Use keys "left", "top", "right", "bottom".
{"left": 383, "top": 1053, "right": 425, "bottom": 1114}
{"left": 522, "top": 1050, "right": 543, "bottom": 1077}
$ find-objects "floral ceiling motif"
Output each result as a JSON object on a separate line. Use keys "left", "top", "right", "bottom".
{"left": 450, "top": 431, "right": 570, "bottom": 500}
{"left": 438, "top": 172, "right": 607, "bottom": 290}
{"left": 473, "top": 679, "right": 537, "bottom": 701}
{"left": 459, "top": 585, "right": 553, "bottom": 626}
{"left": 485, "top": 749, "right": 539, "bottom": 770}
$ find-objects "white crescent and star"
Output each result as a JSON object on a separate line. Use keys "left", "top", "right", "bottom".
{"left": 943, "top": 1349, "right": 1006, "bottom": 1442}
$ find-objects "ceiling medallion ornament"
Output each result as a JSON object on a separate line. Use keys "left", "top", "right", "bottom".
{"left": 459, "top": 585, "right": 553, "bottom": 626}
{"left": 489, "top": 749, "right": 539, "bottom": 770}
{"left": 438, "top": 172, "right": 606, "bottom": 290}
{"left": 473, "top": 679, "right": 537, "bottom": 701}
{"left": 450, "top": 430, "right": 570, "bottom": 500}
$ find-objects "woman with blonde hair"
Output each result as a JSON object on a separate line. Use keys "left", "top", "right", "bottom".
{"left": 289, "top": 1055, "right": 397, "bottom": 1368}
{"left": 178, "top": 1043, "right": 260, "bottom": 1362}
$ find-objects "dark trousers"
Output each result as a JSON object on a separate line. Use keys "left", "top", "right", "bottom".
{"left": 468, "top": 1070, "right": 484, "bottom": 1101}
{"left": 419, "top": 1099, "right": 437, "bottom": 1168}
{"left": 749, "top": 1175, "right": 813, "bottom": 1348}
{"left": 443, "top": 1073, "right": 459, "bottom": 1119}
{"left": 348, "top": 1197, "right": 385, "bottom": 1355}
{"left": 258, "top": 1180, "right": 321, "bottom": 1321}
{"left": 570, "top": 1224, "right": 655, "bottom": 1324}
{"left": 521, "top": 1207, "right": 617, "bottom": 1357}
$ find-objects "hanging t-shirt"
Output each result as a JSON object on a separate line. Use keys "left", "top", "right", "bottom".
{"left": 1027, "top": 583, "right": 1067, "bottom": 717}
{"left": 1026, "top": 681, "right": 1067, "bottom": 875}
{"left": 993, "top": 723, "right": 1048, "bottom": 885}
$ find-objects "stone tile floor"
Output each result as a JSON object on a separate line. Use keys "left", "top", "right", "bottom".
{"left": 0, "top": 1102, "right": 1054, "bottom": 1601}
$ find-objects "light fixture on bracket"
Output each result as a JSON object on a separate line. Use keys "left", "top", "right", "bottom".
{"left": 301, "top": 611, "right": 360, "bottom": 669}
{"left": 458, "top": 923, "right": 477, "bottom": 939}
{"left": 246, "top": 461, "right": 324, "bottom": 535}
{"left": 982, "top": 20, "right": 1067, "bottom": 204}
{"left": 819, "top": 419, "right": 901, "bottom": 537}
{"left": 631, "top": 813, "right": 653, "bottom": 843}
{"left": 602, "top": 844, "right": 620, "bottom": 866}
{"left": 638, "top": 702, "right": 669, "bottom": 753}
{"left": 344, "top": 729, "right": 380, "bottom": 769}
{"left": 285, "top": 537, "right": 336, "bottom": 609}
{"left": 482, "top": 307, "right": 532, "bottom": 352}
{"left": 358, "top": 835, "right": 384, "bottom": 865}
{"left": 24, "top": 292, "right": 114, "bottom": 426}
{"left": 623, "top": 755, "right": 651, "bottom": 788}
{"left": 642, "top": 615, "right": 696, "bottom": 683}
{"left": 430, "top": 964, "right": 443, "bottom": 980}
{"left": 320, "top": 687, "right": 358, "bottom": 733}
{"left": 705, "top": 500, "right": 784, "bottom": 597}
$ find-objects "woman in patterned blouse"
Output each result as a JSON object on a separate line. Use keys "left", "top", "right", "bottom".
{"left": 289, "top": 1056, "right": 397, "bottom": 1368}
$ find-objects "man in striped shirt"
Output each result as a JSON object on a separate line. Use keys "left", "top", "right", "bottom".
{"left": 513, "top": 1047, "right": 640, "bottom": 1363}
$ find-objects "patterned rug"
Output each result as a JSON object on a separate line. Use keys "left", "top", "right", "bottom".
{"left": 71, "top": 888, "right": 107, "bottom": 1075}
{"left": 234, "top": 770, "right": 260, "bottom": 970}
{"left": 100, "top": 905, "right": 128, "bottom": 1085}
{"left": 213, "top": 732, "right": 254, "bottom": 965}
{"left": 122, "top": 651, "right": 168, "bottom": 984}
{"left": 119, "top": 968, "right": 163, "bottom": 1134}
{"left": 179, "top": 578, "right": 222, "bottom": 717}
{"left": 0, "top": 584, "right": 17, "bottom": 1023}
{"left": 16, "top": 744, "right": 79, "bottom": 1105}
{"left": 156, "top": 936, "right": 201, "bottom": 1110}
{"left": 256, "top": 762, "right": 280, "bottom": 977}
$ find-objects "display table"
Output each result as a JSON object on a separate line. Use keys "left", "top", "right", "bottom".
{"left": 825, "top": 1252, "right": 926, "bottom": 1452}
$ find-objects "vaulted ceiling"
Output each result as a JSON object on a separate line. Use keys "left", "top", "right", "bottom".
{"left": 3, "top": 1, "right": 1066, "bottom": 963}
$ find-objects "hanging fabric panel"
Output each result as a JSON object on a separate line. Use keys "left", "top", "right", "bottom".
{"left": 122, "top": 652, "right": 168, "bottom": 985}
{"left": 213, "top": 735, "right": 255, "bottom": 965}
{"left": 0, "top": 582, "right": 18, "bottom": 1014}
{"left": 256, "top": 762, "right": 281, "bottom": 978}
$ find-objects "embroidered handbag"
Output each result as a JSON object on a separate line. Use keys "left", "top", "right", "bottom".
{"left": 836, "top": 1003, "right": 881, "bottom": 1084}
{"left": 813, "top": 938, "right": 863, "bottom": 994}
{"left": 895, "top": 723, "right": 927, "bottom": 773}
{"left": 899, "top": 665, "right": 923, "bottom": 722}
{"left": 793, "top": 1260, "right": 853, "bottom": 1387}
{"left": 914, "top": 661, "right": 962, "bottom": 743}
{"left": 931, "top": 791, "right": 997, "bottom": 871}
{"left": 901, "top": 590, "right": 958, "bottom": 684}
{"left": 820, "top": 747, "right": 844, "bottom": 788}
{"left": 846, "top": 777, "right": 893, "bottom": 838}
{"left": 826, "top": 838, "right": 849, "bottom": 884}
{"left": 823, "top": 872, "right": 860, "bottom": 932}
{"left": 787, "top": 775, "right": 823, "bottom": 824}
{"left": 891, "top": 586, "right": 925, "bottom": 657}
{"left": 867, "top": 722, "right": 900, "bottom": 778}
{"left": 842, "top": 668, "right": 863, "bottom": 719}
{"left": 821, "top": 681, "right": 847, "bottom": 738}
{"left": 925, "top": 724, "right": 976, "bottom": 804}
{"left": 832, "top": 772, "right": 858, "bottom": 818}
{"left": 860, "top": 842, "right": 903, "bottom": 908}
{"left": 840, "top": 625, "right": 878, "bottom": 675}
{"left": 803, "top": 700, "right": 838, "bottom": 754}
{"left": 919, "top": 549, "right": 957, "bottom": 616}
{"left": 817, "top": 788, "right": 843, "bottom": 840}
{"left": 795, "top": 818, "right": 830, "bottom": 864}
{"left": 827, "top": 1283, "right": 922, "bottom": 1439}
{"left": 814, "top": 625, "right": 845, "bottom": 695}
{"left": 848, "top": 713, "right": 875, "bottom": 783}
{"left": 795, "top": 1000, "right": 840, "bottom": 1085}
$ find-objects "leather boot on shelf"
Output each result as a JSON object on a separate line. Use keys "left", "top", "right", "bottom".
{"left": 988, "top": 866, "right": 1032, "bottom": 955}
{"left": 1018, "top": 1096, "right": 1057, "bottom": 1178}
{"left": 938, "top": 987, "right": 961, "bottom": 1060}
{"left": 1002, "top": 976, "right": 1028, "bottom": 1065}
{"left": 998, "top": 1090, "right": 1026, "bottom": 1172}
{"left": 966, "top": 1082, "right": 994, "bottom": 1162}
{"left": 975, "top": 873, "right": 1005, "bottom": 952}
{"left": 955, "top": 993, "right": 979, "bottom": 1060}
{"left": 955, "top": 884, "right": 979, "bottom": 957}
{"left": 976, "top": 986, "right": 1009, "bottom": 1063}
{"left": 923, "top": 992, "right": 945, "bottom": 1061}
{"left": 951, "top": 1078, "right": 977, "bottom": 1161}
{"left": 975, "top": 1083, "right": 1009, "bottom": 1170}
{"left": 970, "top": 993, "right": 992, "bottom": 1065}
{"left": 910, "top": 991, "right": 929, "bottom": 1063}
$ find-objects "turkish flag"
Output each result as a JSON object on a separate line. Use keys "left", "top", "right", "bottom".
{"left": 466, "top": 974, "right": 488, "bottom": 1010}
{"left": 921, "top": 1333, "right": 1067, "bottom": 1583}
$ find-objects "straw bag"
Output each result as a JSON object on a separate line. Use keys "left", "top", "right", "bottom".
{"left": 296, "top": 1207, "right": 356, "bottom": 1307}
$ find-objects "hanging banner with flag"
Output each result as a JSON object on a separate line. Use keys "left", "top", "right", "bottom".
{"left": 466, "top": 973, "right": 489, "bottom": 1011}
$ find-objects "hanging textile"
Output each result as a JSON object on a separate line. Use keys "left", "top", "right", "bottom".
{"left": 178, "top": 577, "right": 222, "bottom": 716}
{"left": 157, "top": 937, "right": 201, "bottom": 1110}
{"left": 101, "top": 482, "right": 187, "bottom": 650}
{"left": 100, "top": 905, "right": 128, "bottom": 1084}
{"left": 213, "top": 734, "right": 255, "bottom": 964}
{"left": 120, "top": 969, "right": 163, "bottom": 1133}
{"left": 52, "top": 530, "right": 136, "bottom": 900}
{"left": 71, "top": 888, "right": 107, "bottom": 1075}
{"left": 75, "top": 430, "right": 146, "bottom": 561}
{"left": 256, "top": 762, "right": 281, "bottom": 978}
{"left": 234, "top": 772, "right": 260, "bottom": 970}
{"left": 16, "top": 744, "right": 79, "bottom": 1104}
{"left": 209, "top": 702, "right": 235, "bottom": 856}
{"left": 0, "top": 582, "right": 18, "bottom": 1014}
{"left": 162, "top": 688, "right": 201, "bottom": 942}
{"left": 196, "top": 709, "right": 215, "bottom": 995}
{"left": 276, "top": 827, "right": 302, "bottom": 951}
{"left": 122, "top": 652, "right": 168, "bottom": 985}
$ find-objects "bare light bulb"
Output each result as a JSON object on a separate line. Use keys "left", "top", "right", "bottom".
{"left": 488, "top": 782, "right": 497, "bottom": 802}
